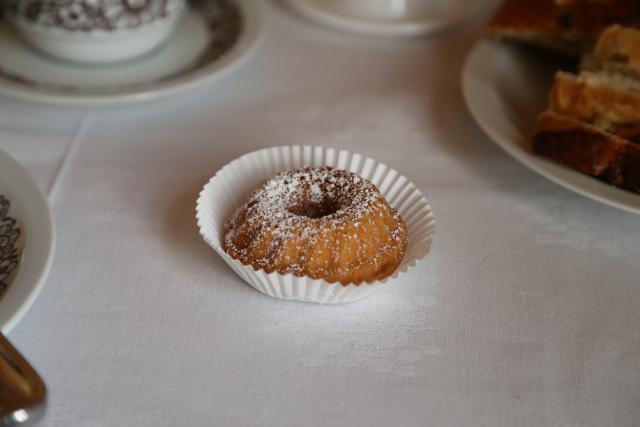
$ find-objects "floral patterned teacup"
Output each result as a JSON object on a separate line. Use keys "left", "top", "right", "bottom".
{"left": 5, "top": 0, "right": 186, "bottom": 63}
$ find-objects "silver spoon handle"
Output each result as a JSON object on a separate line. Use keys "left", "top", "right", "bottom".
{"left": 0, "top": 333, "right": 46, "bottom": 426}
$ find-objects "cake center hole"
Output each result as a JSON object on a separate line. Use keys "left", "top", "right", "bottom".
{"left": 288, "top": 201, "right": 340, "bottom": 219}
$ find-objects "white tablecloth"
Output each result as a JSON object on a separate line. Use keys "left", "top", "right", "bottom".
{"left": 1, "top": 2, "right": 639, "bottom": 426}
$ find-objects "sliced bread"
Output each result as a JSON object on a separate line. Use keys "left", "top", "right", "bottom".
{"left": 532, "top": 111, "right": 640, "bottom": 193}
{"left": 585, "top": 25, "right": 640, "bottom": 77}
{"left": 549, "top": 71, "right": 640, "bottom": 142}
{"left": 489, "top": 0, "right": 640, "bottom": 56}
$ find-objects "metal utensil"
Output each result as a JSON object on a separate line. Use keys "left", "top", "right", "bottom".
{"left": 0, "top": 333, "right": 45, "bottom": 426}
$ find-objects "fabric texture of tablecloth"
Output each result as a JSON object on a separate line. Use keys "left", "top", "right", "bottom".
{"left": 0, "top": 2, "right": 639, "bottom": 426}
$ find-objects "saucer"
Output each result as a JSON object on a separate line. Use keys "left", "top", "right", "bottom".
{"left": 284, "top": 0, "right": 478, "bottom": 37}
{"left": 0, "top": 149, "right": 54, "bottom": 332}
{"left": 0, "top": 0, "right": 259, "bottom": 107}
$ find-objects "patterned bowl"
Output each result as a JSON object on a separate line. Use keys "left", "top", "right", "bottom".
{"left": 5, "top": 0, "right": 186, "bottom": 63}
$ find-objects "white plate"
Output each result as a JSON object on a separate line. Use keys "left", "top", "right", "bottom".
{"left": 0, "top": 0, "right": 259, "bottom": 107}
{"left": 284, "top": 0, "right": 479, "bottom": 37}
{"left": 462, "top": 39, "right": 640, "bottom": 215}
{"left": 0, "top": 150, "right": 54, "bottom": 333}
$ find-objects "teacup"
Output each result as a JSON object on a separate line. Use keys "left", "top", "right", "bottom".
{"left": 5, "top": 0, "right": 186, "bottom": 63}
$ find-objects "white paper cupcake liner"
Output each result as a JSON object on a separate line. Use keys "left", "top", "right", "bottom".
{"left": 196, "top": 146, "right": 436, "bottom": 304}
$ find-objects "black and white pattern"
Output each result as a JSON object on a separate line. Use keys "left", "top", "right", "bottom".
{"left": 7, "top": 0, "right": 183, "bottom": 31}
{"left": 0, "top": 196, "right": 20, "bottom": 296}
{"left": 0, "top": 0, "right": 243, "bottom": 94}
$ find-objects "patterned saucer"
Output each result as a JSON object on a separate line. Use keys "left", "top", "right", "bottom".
{"left": 0, "top": 196, "right": 21, "bottom": 298}
{"left": 0, "top": 150, "right": 54, "bottom": 333}
{"left": 0, "top": 0, "right": 259, "bottom": 106}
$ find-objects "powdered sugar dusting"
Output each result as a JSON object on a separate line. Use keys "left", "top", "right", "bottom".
{"left": 223, "top": 167, "right": 408, "bottom": 284}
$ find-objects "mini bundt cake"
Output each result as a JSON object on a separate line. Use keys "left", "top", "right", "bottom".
{"left": 223, "top": 167, "right": 408, "bottom": 285}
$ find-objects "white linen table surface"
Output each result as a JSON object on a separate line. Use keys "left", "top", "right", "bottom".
{"left": 0, "top": 2, "right": 639, "bottom": 426}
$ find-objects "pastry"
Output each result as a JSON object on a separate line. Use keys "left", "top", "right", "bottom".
{"left": 223, "top": 167, "right": 408, "bottom": 285}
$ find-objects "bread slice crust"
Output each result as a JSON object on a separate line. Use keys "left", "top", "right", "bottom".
{"left": 489, "top": 0, "right": 640, "bottom": 55}
{"left": 532, "top": 112, "right": 640, "bottom": 193}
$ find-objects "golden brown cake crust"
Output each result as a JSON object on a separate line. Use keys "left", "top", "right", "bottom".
{"left": 223, "top": 167, "right": 408, "bottom": 285}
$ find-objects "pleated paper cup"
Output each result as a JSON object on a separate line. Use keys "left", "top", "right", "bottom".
{"left": 196, "top": 146, "right": 436, "bottom": 304}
